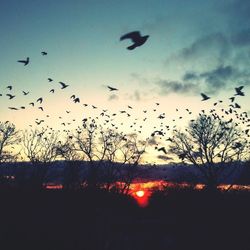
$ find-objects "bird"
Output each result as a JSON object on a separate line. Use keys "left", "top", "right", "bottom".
{"left": 48, "top": 78, "right": 53, "bottom": 82}
{"left": 22, "top": 91, "right": 29, "bottom": 95}
{"left": 74, "top": 97, "right": 80, "bottom": 103}
{"left": 6, "top": 86, "right": 12, "bottom": 91}
{"left": 41, "top": 51, "right": 47, "bottom": 56}
{"left": 59, "top": 82, "right": 69, "bottom": 89}
{"left": 37, "top": 97, "right": 43, "bottom": 103}
{"left": 6, "top": 94, "right": 15, "bottom": 99}
{"left": 201, "top": 93, "right": 210, "bottom": 101}
{"left": 107, "top": 86, "right": 118, "bottom": 91}
{"left": 234, "top": 103, "right": 241, "bottom": 109}
{"left": 8, "top": 107, "right": 18, "bottom": 110}
{"left": 17, "top": 57, "right": 29, "bottom": 65}
{"left": 20, "top": 106, "right": 25, "bottom": 109}
{"left": 120, "top": 31, "right": 149, "bottom": 50}
{"left": 229, "top": 97, "right": 235, "bottom": 102}
{"left": 38, "top": 107, "right": 44, "bottom": 111}
{"left": 29, "top": 102, "right": 35, "bottom": 106}
{"left": 157, "top": 147, "right": 167, "bottom": 154}
{"left": 235, "top": 86, "right": 244, "bottom": 96}
{"left": 50, "top": 89, "right": 55, "bottom": 93}
{"left": 35, "top": 120, "right": 44, "bottom": 125}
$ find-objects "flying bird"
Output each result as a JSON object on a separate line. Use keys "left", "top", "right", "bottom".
{"left": 157, "top": 147, "right": 167, "bottom": 154}
{"left": 6, "top": 86, "right": 12, "bottom": 91}
{"left": 50, "top": 89, "right": 55, "bottom": 93}
{"left": 74, "top": 97, "right": 80, "bottom": 103}
{"left": 41, "top": 51, "right": 47, "bottom": 56}
{"left": 234, "top": 86, "right": 244, "bottom": 96}
{"left": 59, "top": 82, "right": 69, "bottom": 89}
{"left": 17, "top": 57, "right": 29, "bottom": 66}
{"left": 22, "top": 91, "right": 29, "bottom": 95}
{"left": 107, "top": 86, "right": 118, "bottom": 91}
{"left": 37, "top": 97, "right": 43, "bottom": 103}
{"left": 6, "top": 94, "right": 15, "bottom": 99}
{"left": 48, "top": 78, "right": 53, "bottom": 82}
{"left": 201, "top": 93, "right": 210, "bottom": 101}
{"left": 8, "top": 107, "right": 18, "bottom": 110}
{"left": 229, "top": 97, "right": 235, "bottom": 102}
{"left": 29, "top": 102, "right": 35, "bottom": 106}
{"left": 38, "top": 107, "right": 44, "bottom": 111}
{"left": 120, "top": 31, "right": 149, "bottom": 50}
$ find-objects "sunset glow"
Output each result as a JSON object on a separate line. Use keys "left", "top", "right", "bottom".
{"left": 135, "top": 190, "right": 145, "bottom": 198}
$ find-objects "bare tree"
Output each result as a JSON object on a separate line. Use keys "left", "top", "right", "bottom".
{"left": 0, "top": 121, "right": 20, "bottom": 164}
{"left": 22, "top": 128, "right": 61, "bottom": 188}
{"left": 74, "top": 119, "right": 147, "bottom": 190}
{"left": 168, "top": 114, "right": 249, "bottom": 189}
{"left": 22, "top": 128, "right": 60, "bottom": 163}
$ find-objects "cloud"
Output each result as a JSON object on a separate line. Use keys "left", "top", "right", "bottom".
{"left": 157, "top": 155, "right": 173, "bottom": 161}
{"left": 200, "top": 65, "right": 235, "bottom": 90}
{"left": 182, "top": 72, "right": 198, "bottom": 81}
{"left": 176, "top": 33, "right": 230, "bottom": 66}
{"left": 156, "top": 79, "right": 200, "bottom": 95}
{"left": 231, "top": 28, "right": 250, "bottom": 47}
{"left": 108, "top": 94, "right": 118, "bottom": 101}
{"left": 148, "top": 137, "right": 158, "bottom": 146}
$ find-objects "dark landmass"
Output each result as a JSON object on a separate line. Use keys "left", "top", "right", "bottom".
{"left": 0, "top": 187, "right": 249, "bottom": 250}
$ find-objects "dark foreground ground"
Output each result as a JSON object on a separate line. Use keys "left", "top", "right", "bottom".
{"left": 0, "top": 188, "right": 249, "bottom": 250}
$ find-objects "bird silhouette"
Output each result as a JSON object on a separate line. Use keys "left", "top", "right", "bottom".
{"left": 29, "top": 102, "right": 35, "bottom": 106}
{"left": 37, "top": 97, "right": 43, "bottom": 104}
{"left": 8, "top": 107, "right": 18, "bottom": 110}
{"left": 48, "top": 78, "right": 53, "bottom": 82}
{"left": 157, "top": 147, "right": 167, "bottom": 154}
{"left": 6, "top": 94, "right": 15, "bottom": 99}
{"left": 22, "top": 91, "right": 29, "bottom": 95}
{"left": 59, "top": 82, "right": 69, "bottom": 89}
{"left": 74, "top": 97, "right": 80, "bottom": 103}
{"left": 235, "top": 103, "right": 241, "bottom": 109}
{"left": 17, "top": 57, "right": 29, "bottom": 65}
{"left": 41, "top": 51, "right": 47, "bottom": 56}
{"left": 6, "top": 86, "right": 12, "bottom": 91}
{"left": 38, "top": 107, "right": 44, "bottom": 111}
{"left": 50, "top": 89, "right": 55, "bottom": 93}
{"left": 107, "top": 86, "right": 118, "bottom": 91}
{"left": 201, "top": 93, "right": 210, "bottom": 101}
{"left": 235, "top": 86, "right": 244, "bottom": 96}
{"left": 120, "top": 31, "right": 149, "bottom": 50}
{"left": 229, "top": 97, "right": 235, "bottom": 102}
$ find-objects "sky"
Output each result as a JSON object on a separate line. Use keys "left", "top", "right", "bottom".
{"left": 0, "top": 0, "right": 250, "bottom": 163}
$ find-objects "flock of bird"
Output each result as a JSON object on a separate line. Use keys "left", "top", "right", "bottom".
{"left": 1, "top": 31, "right": 250, "bottom": 162}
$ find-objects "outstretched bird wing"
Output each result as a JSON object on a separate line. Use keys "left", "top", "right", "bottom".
{"left": 201, "top": 93, "right": 210, "bottom": 100}
{"left": 108, "top": 86, "right": 118, "bottom": 91}
{"left": 120, "top": 31, "right": 141, "bottom": 42}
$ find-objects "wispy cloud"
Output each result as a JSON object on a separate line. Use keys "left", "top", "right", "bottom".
{"left": 108, "top": 94, "right": 119, "bottom": 101}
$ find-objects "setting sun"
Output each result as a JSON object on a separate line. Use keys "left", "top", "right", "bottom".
{"left": 135, "top": 190, "right": 145, "bottom": 198}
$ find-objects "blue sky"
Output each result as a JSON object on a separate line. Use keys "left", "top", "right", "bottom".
{"left": 0, "top": 0, "right": 250, "bottom": 162}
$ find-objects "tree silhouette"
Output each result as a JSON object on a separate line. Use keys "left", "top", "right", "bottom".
{"left": 22, "top": 128, "right": 60, "bottom": 188}
{"left": 0, "top": 121, "right": 20, "bottom": 164}
{"left": 168, "top": 114, "right": 249, "bottom": 189}
{"left": 22, "top": 128, "right": 60, "bottom": 163}
{"left": 74, "top": 119, "right": 147, "bottom": 189}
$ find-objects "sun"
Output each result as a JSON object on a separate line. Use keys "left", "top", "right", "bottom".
{"left": 135, "top": 190, "right": 145, "bottom": 198}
